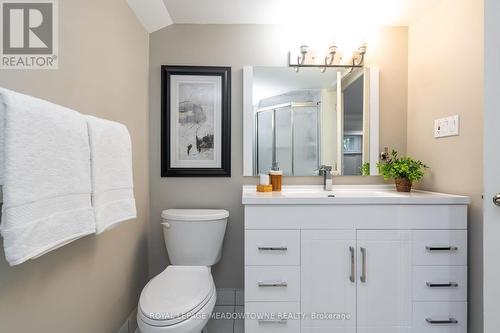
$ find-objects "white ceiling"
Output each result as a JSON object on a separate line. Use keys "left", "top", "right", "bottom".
{"left": 128, "top": 0, "right": 442, "bottom": 33}
{"left": 164, "top": 0, "right": 441, "bottom": 26}
{"left": 127, "top": 0, "right": 172, "bottom": 33}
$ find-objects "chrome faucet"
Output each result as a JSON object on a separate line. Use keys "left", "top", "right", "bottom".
{"left": 318, "top": 165, "right": 333, "bottom": 191}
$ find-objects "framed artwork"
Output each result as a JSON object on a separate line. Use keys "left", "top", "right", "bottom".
{"left": 161, "top": 66, "right": 231, "bottom": 177}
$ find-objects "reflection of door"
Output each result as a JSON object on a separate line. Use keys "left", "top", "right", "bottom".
{"left": 341, "top": 72, "right": 364, "bottom": 175}
{"left": 320, "top": 88, "right": 337, "bottom": 169}
{"left": 337, "top": 71, "right": 343, "bottom": 173}
{"left": 484, "top": 1, "right": 500, "bottom": 330}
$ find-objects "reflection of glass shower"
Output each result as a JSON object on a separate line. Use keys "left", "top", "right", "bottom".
{"left": 256, "top": 103, "right": 319, "bottom": 176}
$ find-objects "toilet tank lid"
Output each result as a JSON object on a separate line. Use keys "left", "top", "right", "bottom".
{"left": 161, "top": 209, "right": 229, "bottom": 221}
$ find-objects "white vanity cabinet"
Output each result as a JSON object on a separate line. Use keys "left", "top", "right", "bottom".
{"left": 243, "top": 186, "right": 470, "bottom": 333}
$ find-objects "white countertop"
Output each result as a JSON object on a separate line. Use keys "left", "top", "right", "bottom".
{"left": 242, "top": 185, "right": 471, "bottom": 205}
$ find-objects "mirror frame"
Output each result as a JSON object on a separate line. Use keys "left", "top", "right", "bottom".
{"left": 243, "top": 66, "right": 380, "bottom": 177}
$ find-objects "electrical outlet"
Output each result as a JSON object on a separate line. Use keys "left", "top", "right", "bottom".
{"left": 434, "top": 115, "right": 460, "bottom": 138}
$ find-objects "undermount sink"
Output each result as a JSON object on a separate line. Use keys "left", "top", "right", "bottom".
{"left": 242, "top": 185, "right": 470, "bottom": 205}
{"left": 279, "top": 187, "right": 403, "bottom": 198}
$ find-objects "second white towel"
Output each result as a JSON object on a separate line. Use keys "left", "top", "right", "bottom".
{"left": 86, "top": 115, "right": 136, "bottom": 234}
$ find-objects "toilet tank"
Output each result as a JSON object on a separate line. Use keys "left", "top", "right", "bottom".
{"left": 161, "top": 209, "right": 228, "bottom": 266}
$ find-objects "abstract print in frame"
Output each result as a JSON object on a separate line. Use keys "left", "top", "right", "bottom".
{"left": 161, "top": 66, "right": 231, "bottom": 176}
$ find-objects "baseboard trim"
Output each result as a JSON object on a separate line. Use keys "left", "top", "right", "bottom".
{"left": 118, "top": 306, "right": 138, "bottom": 333}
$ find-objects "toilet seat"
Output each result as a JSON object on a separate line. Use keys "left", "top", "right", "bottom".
{"left": 138, "top": 266, "right": 215, "bottom": 328}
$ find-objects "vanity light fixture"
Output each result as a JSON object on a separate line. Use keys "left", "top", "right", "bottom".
{"left": 299, "top": 44, "right": 309, "bottom": 63}
{"left": 294, "top": 44, "right": 310, "bottom": 72}
{"left": 290, "top": 43, "right": 367, "bottom": 73}
{"left": 347, "top": 43, "right": 367, "bottom": 73}
{"left": 320, "top": 45, "right": 338, "bottom": 72}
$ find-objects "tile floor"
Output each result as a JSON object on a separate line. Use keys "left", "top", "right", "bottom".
{"left": 207, "top": 289, "right": 244, "bottom": 333}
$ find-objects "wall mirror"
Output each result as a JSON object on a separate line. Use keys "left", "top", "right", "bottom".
{"left": 243, "top": 66, "right": 379, "bottom": 176}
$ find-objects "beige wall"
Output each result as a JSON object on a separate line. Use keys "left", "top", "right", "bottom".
{"left": 407, "top": 0, "right": 484, "bottom": 331}
{"left": 0, "top": 0, "right": 149, "bottom": 332}
{"left": 366, "top": 27, "right": 409, "bottom": 155}
{"left": 149, "top": 25, "right": 408, "bottom": 287}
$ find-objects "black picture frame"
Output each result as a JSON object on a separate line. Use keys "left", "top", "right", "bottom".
{"left": 161, "top": 65, "right": 231, "bottom": 177}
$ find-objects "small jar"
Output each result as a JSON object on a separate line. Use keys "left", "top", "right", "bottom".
{"left": 259, "top": 173, "right": 270, "bottom": 185}
{"left": 269, "top": 170, "right": 283, "bottom": 192}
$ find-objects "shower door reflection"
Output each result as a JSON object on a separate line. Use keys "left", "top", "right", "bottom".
{"left": 256, "top": 103, "right": 319, "bottom": 176}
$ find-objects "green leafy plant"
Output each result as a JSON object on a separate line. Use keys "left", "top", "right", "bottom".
{"left": 360, "top": 162, "right": 370, "bottom": 176}
{"left": 377, "top": 150, "right": 428, "bottom": 182}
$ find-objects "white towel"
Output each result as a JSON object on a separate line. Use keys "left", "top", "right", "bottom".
{"left": 0, "top": 93, "right": 6, "bottom": 185}
{"left": 0, "top": 88, "right": 96, "bottom": 266}
{"left": 85, "top": 115, "right": 136, "bottom": 234}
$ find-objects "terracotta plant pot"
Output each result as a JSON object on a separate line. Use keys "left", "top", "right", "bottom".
{"left": 395, "top": 177, "right": 412, "bottom": 192}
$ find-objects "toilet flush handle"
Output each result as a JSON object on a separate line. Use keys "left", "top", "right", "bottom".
{"left": 161, "top": 222, "right": 170, "bottom": 228}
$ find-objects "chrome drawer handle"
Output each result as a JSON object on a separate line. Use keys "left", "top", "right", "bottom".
{"left": 426, "top": 318, "right": 458, "bottom": 324}
{"left": 426, "top": 246, "right": 458, "bottom": 252}
{"left": 349, "top": 246, "right": 355, "bottom": 283}
{"left": 258, "top": 246, "right": 288, "bottom": 251}
{"left": 258, "top": 280, "right": 288, "bottom": 287}
{"left": 360, "top": 247, "right": 367, "bottom": 283}
{"left": 426, "top": 282, "right": 458, "bottom": 288}
{"left": 258, "top": 319, "right": 287, "bottom": 324}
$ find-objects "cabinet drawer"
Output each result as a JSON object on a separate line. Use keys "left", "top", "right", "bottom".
{"left": 412, "top": 231, "right": 467, "bottom": 266}
{"left": 245, "top": 266, "right": 300, "bottom": 302}
{"left": 413, "top": 266, "right": 467, "bottom": 301}
{"left": 244, "top": 302, "right": 300, "bottom": 333}
{"left": 412, "top": 302, "right": 467, "bottom": 333}
{"left": 245, "top": 230, "right": 300, "bottom": 266}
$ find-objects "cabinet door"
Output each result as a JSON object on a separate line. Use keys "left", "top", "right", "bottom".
{"left": 301, "top": 230, "right": 356, "bottom": 333}
{"left": 356, "top": 230, "right": 412, "bottom": 333}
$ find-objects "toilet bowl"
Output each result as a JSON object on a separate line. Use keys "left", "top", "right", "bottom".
{"left": 137, "top": 209, "right": 228, "bottom": 333}
{"left": 137, "top": 266, "right": 216, "bottom": 333}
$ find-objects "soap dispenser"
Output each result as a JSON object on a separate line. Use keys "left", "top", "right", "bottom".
{"left": 269, "top": 162, "right": 283, "bottom": 192}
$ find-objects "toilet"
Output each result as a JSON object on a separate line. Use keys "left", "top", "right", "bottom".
{"left": 137, "top": 209, "right": 229, "bottom": 333}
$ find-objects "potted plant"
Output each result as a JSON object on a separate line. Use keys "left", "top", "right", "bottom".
{"left": 377, "top": 150, "right": 428, "bottom": 192}
{"left": 360, "top": 162, "right": 370, "bottom": 176}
